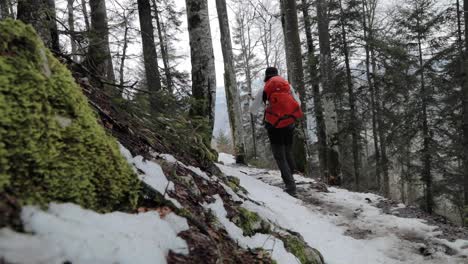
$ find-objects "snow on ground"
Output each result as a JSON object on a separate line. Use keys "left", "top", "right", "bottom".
{"left": 215, "top": 153, "right": 468, "bottom": 264}
{"left": 218, "top": 153, "right": 236, "bottom": 165}
{"left": 203, "top": 195, "right": 300, "bottom": 263}
{"left": 120, "top": 145, "right": 182, "bottom": 208}
{"left": 0, "top": 203, "right": 189, "bottom": 264}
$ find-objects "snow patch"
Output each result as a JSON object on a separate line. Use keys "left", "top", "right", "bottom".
{"left": 0, "top": 203, "right": 189, "bottom": 264}
{"left": 119, "top": 144, "right": 181, "bottom": 208}
{"left": 218, "top": 153, "right": 236, "bottom": 165}
{"left": 217, "top": 163, "right": 467, "bottom": 264}
{"left": 203, "top": 195, "right": 299, "bottom": 264}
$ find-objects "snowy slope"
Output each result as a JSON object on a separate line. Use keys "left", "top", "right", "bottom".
{"left": 217, "top": 154, "right": 468, "bottom": 264}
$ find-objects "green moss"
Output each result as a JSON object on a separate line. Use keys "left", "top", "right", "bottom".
{"left": 226, "top": 176, "right": 247, "bottom": 194}
{"left": 0, "top": 19, "right": 140, "bottom": 211}
{"left": 234, "top": 207, "right": 270, "bottom": 237}
{"left": 280, "top": 235, "right": 324, "bottom": 264}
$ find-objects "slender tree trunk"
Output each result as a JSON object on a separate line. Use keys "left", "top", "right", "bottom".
{"left": 84, "top": 0, "right": 115, "bottom": 83}
{"left": 462, "top": 0, "right": 468, "bottom": 225}
{"left": 362, "top": 0, "right": 381, "bottom": 189}
{"left": 185, "top": 0, "right": 217, "bottom": 130}
{"left": 47, "top": 0, "right": 59, "bottom": 52}
{"left": 67, "top": 0, "right": 78, "bottom": 61}
{"left": 81, "top": 0, "right": 90, "bottom": 32}
{"left": 417, "top": 18, "right": 433, "bottom": 214}
{"left": 152, "top": 0, "right": 173, "bottom": 93}
{"left": 216, "top": 0, "right": 246, "bottom": 163}
{"left": 0, "top": 0, "right": 11, "bottom": 19}
{"left": 137, "top": 0, "right": 162, "bottom": 112}
{"left": 119, "top": 15, "right": 129, "bottom": 90}
{"left": 280, "top": 0, "right": 309, "bottom": 174}
{"left": 302, "top": 0, "right": 328, "bottom": 179}
{"left": 317, "top": 0, "right": 339, "bottom": 182}
{"left": 339, "top": 0, "right": 360, "bottom": 190}
{"left": 17, "top": 0, "right": 59, "bottom": 52}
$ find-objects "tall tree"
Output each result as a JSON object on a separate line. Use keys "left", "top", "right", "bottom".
{"left": 185, "top": 0, "right": 217, "bottom": 130}
{"left": 317, "top": 0, "right": 340, "bottom": 182}
{"left": 0, "top": 0, "right": 11, "bottom": 19}
{"left": 216, "top": 0, "right": 246, "bottom": 163}
{"left": 463, "top": 0, "right": 468, "bottom": 225}
{"left": 67, "top": 0, "right": 78, "bottom": 61}
{"left": 361, "top": 0, "right": 382, "bottom": 190}
{"left": 280, "top": 0, "right": 309, "bottom": 173}
{"left": 84, "top": 0, "right": 115, "bottom": 83}
{"left": 152, "top": 0, "right": 173, "bottom": 93}
{"left": 338, "top": 0, "right": 361, "bottom": 190}
{"left": 17, "top": 0, "right": 59, "bottom": 52}
{"left": 138, "top": 0, "right": 162, "bottom": 112}
{"left": 301, "top": 0, "right": 328, "bottom": 179}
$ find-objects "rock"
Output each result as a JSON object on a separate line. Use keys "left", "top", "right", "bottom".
{"left": 0, "top": 19, "right": 139, "bottom": 212}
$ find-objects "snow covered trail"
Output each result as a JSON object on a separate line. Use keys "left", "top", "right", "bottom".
{"left": 217, "top": 157, "right": 468, "bottom": 264}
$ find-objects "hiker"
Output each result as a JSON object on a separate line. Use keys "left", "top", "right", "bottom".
{"left": 249, "top": 67, "right": 303, "bottom": 196}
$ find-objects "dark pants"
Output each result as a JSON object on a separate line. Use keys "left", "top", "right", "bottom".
{"left": 266, "top": 124, "right": 296, "bottom": 192}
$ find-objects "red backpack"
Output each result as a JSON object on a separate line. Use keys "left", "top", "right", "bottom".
{"left": 264, "top": 76, "right": 303, "bottom": 128}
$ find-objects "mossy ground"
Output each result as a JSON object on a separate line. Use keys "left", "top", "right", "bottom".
{"left": 280, "top": 234, "right": 324, "bottom": 264}
{"left": 0, "top": 19, "right": 140, "bottom": 212}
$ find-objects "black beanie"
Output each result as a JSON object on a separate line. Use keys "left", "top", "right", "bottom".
{"left": 264, "top": 67, "right": 278, "bottom": 82}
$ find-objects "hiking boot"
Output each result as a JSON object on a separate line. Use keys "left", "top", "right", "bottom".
{"left": 284, "top": 187, "right": 297, "bottom": 197}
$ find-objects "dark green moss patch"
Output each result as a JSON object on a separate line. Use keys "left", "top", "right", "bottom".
{"left": 0, "top": 19, "right": 139, "bottom": 212}
{"left": 279, "top": 234, "right": 324, "bottom": 264}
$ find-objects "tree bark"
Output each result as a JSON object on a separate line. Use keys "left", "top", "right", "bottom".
{"left": 0, "top": 0, "right": 11, "bottom": 19}
{"left": 119, "top": 12, "right": 129, "bottom": 90}
{"left": 301, "top": 0, "right": 328, "bottom": 180}
{"left": 81, "top": 0, "right": 90, "bottom": 32}
{"left": 152, "top": 0, "right": 173, "bottom": 93}
{"left": 17, "top": 0, "right": 59, "bottom": 52}
{"left": 138, "top": 0, "right": 162, "bottom": 112}
{"left": 317, "top": 0, "right": 340, "bottom": 182}
{"left": 280, "top": 0, "right": 309, "bottom": 174}
{"left": 67, "top": 0, "right": 78, "bottom": 61}
{"left": 462, "top": 0, "right": 468, "bottom": 225}
{"left": 339, "top": 0, "right": 360, "bottom": 190}
{"left": 216, "top": 0, "right": 246, "bottom": 164}
{"left": 185, "top": 0, "right": 217, "bottom": 130}
{"left": 84, "top": 0, "right": 115, "bottom": 83}
{"left": 416, "top": 14, "right": 433, "bottom": 214}
{"left": 362, "top": 0, "right": 381, "bottom": 189}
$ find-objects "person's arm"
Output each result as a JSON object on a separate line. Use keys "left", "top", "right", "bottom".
{"left": 290, "top": 85, "right": 301, "bottom": 106}
{"left": 249, "top": 89, "right": 264, "bottom": 114}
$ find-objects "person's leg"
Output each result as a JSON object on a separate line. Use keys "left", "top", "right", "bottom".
{"left": 267, "top": 125, "right": 296, "bottom": 195}
{"left": 284, "top": 125, "right": 296, "bottom": 174}
{"left": 270, "top": 143, "right": 295, "bottom": 190}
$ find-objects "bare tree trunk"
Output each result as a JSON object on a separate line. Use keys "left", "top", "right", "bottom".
{"left": 317, "top": 0, "right": 339, "bottom": 182}
{"left": 81, "top": 0, "right": 90, "bottom": 32}
{"left": 138, "top": 0, "right": 162, "bottom": 112}
{"left": 362, "top": 0, "right": 381, "bottom": 189}
{"left": 84, "top": 0, "right": 115, "bottom": 83}
{"left": 339, "top": 0, "right": 360, "bottom": 190}
{"left": 280, "top": 0, "right": 310, "bottom": 174}
{"left": 17, "top": 0, "right": 59, "bottom": 52}
{"left": 301, "top": 0, "right": 328, "bottom": 179}
{"left": 462, "top": 0, "right": 468, "bottom": 225}
{"left": 416, "top": 16, "right": 433, "bottom": 214}
{"left": 152, "top": 0, "right": 173, "bottom": 93}
{"left": 119, "top": 13, "right": 129, "bottom": 90}
{"left": 216, "top": 0, "right": 246, "bottom": 163}
{"left": 67, "top": 0, "right": 78, "bottom": 61}
{"left": 0, "top": 0, "right": 11, "bottom": 19}
{"left": 47, "top": 0, "right": 59, "bottom": 52}
{"left": 185, "top": 0, "right": 217, "bottom": 130}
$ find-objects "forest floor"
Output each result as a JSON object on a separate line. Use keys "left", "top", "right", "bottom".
{"left": 217, "top": 154, "right": 468, "bottom": 264}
